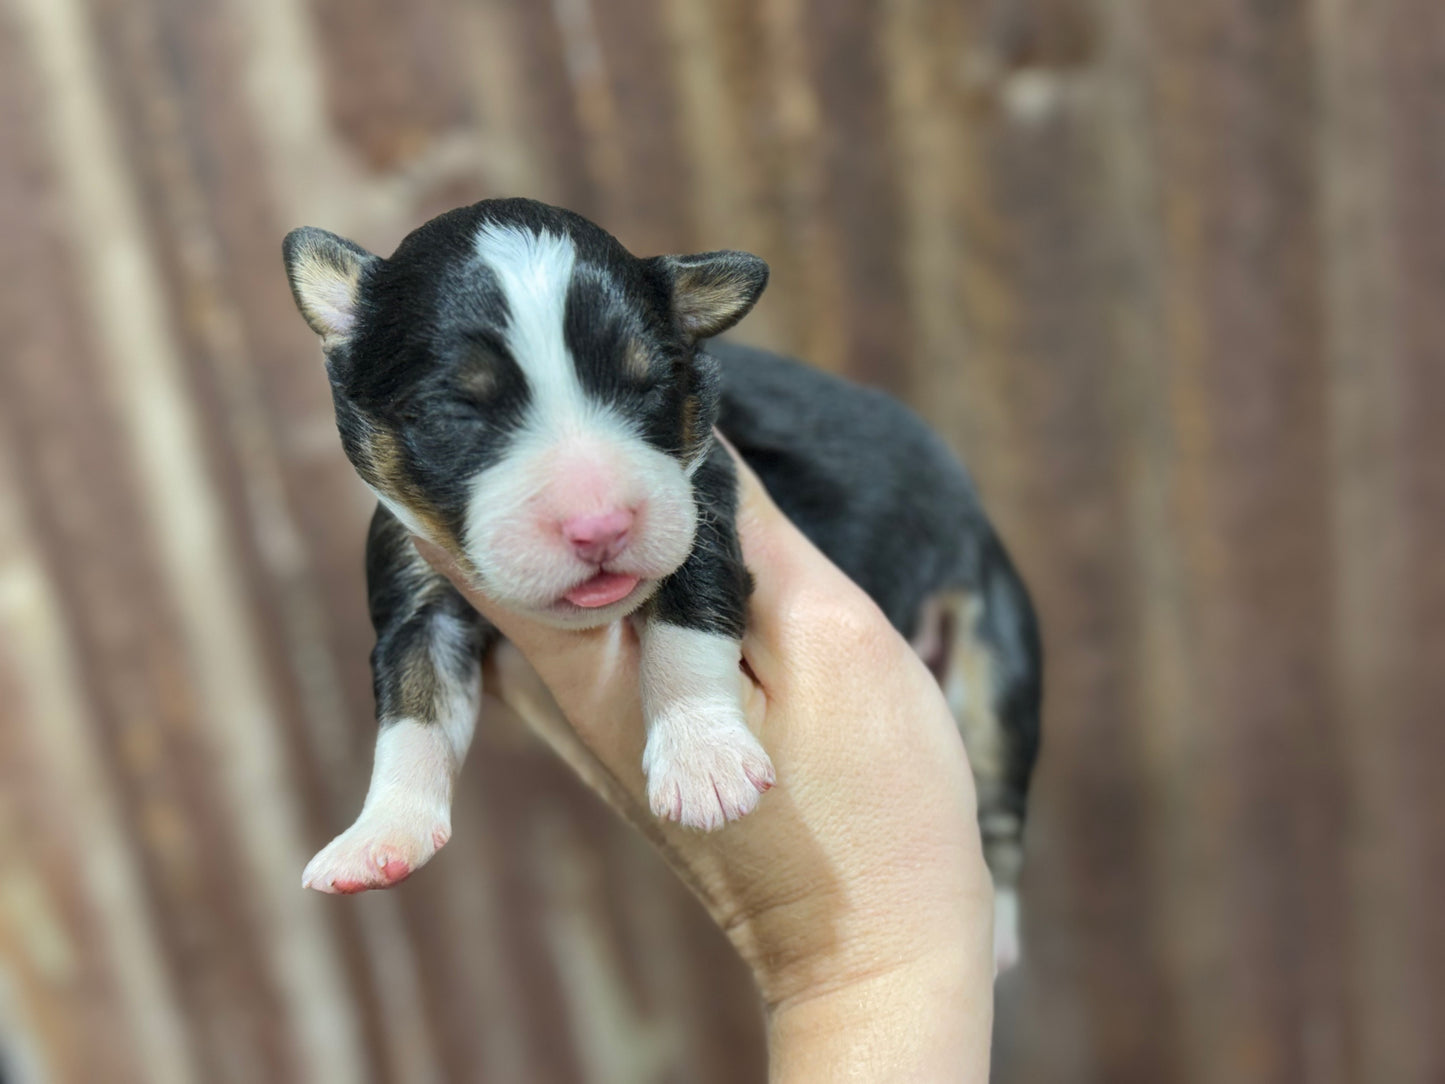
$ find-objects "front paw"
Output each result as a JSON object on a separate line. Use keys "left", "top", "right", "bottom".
{"left": 642, "top": 707, "right": 775, "bottom": 831}
{"left": 302, "top": 793, "right": 451, "bottom": 894}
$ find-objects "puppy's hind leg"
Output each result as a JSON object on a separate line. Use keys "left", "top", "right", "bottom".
{"left": 303, "top": 506, "right": 493, "bottom": 894}
{"left": 921, "top": 551, "right": 1042, "bottom": 972}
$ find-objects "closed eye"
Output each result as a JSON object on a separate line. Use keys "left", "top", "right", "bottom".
{"left": 453, "top": 331, "right": 510, "bottom": 404}
{"left": 453, "top": 366, "right": 497, "bottom": 406}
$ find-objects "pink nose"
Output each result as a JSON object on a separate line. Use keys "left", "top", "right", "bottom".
{"left": 562, "top": 509, "right": 634, "bottom": 564}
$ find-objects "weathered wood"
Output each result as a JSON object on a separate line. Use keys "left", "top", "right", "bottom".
{"left": 1, "top": 0, "right": 1441, "bottom": 1080}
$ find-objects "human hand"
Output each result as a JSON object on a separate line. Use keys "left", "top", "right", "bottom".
{"left": 414, "top": 446, "right": 995, "bottom": 1081}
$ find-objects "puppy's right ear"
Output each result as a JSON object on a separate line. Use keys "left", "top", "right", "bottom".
{"left": 282, "top": 227, "right": 377, "bottom": 349}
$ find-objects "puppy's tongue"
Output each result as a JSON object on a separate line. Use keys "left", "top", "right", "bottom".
{"left": 564, "top": 572, "right": 640, "bottom": 608}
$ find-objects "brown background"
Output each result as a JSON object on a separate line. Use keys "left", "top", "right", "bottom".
{"left": 1, "top": 0, "right": 1442, "bottom": 1081}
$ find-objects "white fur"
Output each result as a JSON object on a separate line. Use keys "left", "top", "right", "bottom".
{"left": 462, "top": 225, "right": 697, "bottom": 625}
{"left": 374, "top": 489, "right": 430, "bottom": 541}
{"left": 474, "top": 224, "right": 580, "bottom": 419}
{"left": 638, "top": 624, "right": 774, "bottom": 830}
{"left": 303, "top": 613, "right": 481, "bottom": 893}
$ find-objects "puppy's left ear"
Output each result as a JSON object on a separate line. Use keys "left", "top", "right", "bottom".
{"left": 282, "top": 227, "right": 378, "bottom": 350}
{"left": 651, "top": 250, "right": 769, "bottom": 340}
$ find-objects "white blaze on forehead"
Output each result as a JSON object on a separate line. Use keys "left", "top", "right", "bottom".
{"left": 464, "top": 222, "right": 700, "bottom": 618}
{"left": 474, "top": 223, "right": 588, "bottom": 422}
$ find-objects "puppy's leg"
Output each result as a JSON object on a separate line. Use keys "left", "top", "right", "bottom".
{"left": 639, "top": 447, "right": 774, "bottom": 831}
{"left": 303, "top": 506, "right": 493, "bottom": 893}
{"left": 923, "top": 556, "right": 1041, "bottom": 971}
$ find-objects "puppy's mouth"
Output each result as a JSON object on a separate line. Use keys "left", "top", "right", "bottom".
{"left": 561, "top": 571, "right": 641, "bottom": 609}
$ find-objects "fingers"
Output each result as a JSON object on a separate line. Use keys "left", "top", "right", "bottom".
{"left": 725, "top": 439, "right": 841, "bottom": 610}
{"left": 721, "top": 436, "right": 823, "bottom": 609}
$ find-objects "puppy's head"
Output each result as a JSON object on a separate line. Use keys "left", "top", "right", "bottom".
{"left": 283, "top": 198, "right": 767, "bottom": 628}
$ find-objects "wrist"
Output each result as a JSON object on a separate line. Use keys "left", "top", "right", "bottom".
{"left": 712, "top": 868, "right": 994, "bottom": 1082}
{"left": 764, "top": 937, "right": 992, "bottom": 1082}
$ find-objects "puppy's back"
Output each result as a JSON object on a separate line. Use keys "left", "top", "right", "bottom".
{"left": 712, "top": 339, "right": 993, "bottom": 637}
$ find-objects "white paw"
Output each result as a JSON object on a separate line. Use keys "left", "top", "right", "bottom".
{"left": 642, "top": 707, "right": 775, "bottom": 831}
{"left": 302, "top": 793, "right": 451, "bottom": 894}
{"left": 993, "top": 887, "right": 1021, "bottom": 974}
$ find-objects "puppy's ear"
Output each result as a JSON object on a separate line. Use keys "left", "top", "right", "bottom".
{"left": 282, "top": 227, "right": 377, "bottom": 348}
{"left": 651, "top": 251, "right": 769, "bottom": 340}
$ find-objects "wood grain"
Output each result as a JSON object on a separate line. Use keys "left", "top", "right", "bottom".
{"left": 1, "top": 0, "right": 1440, "bottom": 1080}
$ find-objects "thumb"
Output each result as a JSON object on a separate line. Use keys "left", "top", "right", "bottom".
{"left": 723, "top": 440, "right": 894, "bottom": 689}
{"left": 719, "top": 435, "right": 848, "bottom": 617}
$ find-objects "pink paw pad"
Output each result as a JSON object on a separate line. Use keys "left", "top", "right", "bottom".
{"left": 302, "top": 806, "right": 449, "bottom": 895}
{"left": 313, "top": 853, "right": 413, "bottom": 895}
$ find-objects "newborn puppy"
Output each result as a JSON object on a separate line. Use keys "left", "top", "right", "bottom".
{"left": 283, "top": 198, "right": 1042, "bottom": 968}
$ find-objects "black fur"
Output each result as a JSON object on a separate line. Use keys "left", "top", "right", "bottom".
{"left": 364, "top": 506, "right": 496, "bottom": 724}
{"left": 713, "top": 340, "right": 1043, "bottom": 828}
{"left": 299, "top": 200, "right": 733, "bottom": 517}
{"left": 642, "top": 444, "right": 753, "bottom": 639}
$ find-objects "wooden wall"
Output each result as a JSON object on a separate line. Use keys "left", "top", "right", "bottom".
{"left": 1, "top": 0, "right": 1441, "bottom": 1080}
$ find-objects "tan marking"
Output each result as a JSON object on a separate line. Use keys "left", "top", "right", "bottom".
{"left": 623, "top": 338, "right": 653, "bottom": 380}
{"left": 931, "top": 590, "right": 1025, "bottom": 887}
{"left": 394, "top": 642, "right": 450, "bottom": 722}
{"left": 456, "top": 357, "right": 498, "bottom": 400}
{"left": 939, "top": 591, "right": 1006, "bottom": 781}
{"left": 672, "top": 274, "right": 748, "bottom": 338}
{"left": 289, "top": 243, "right": 364, "bottom": 345}
{"left": 349, "top": 423, "right": 395, "bottom": 490}
{"left": 679, "top": 393, "right": 702, "bottom": 460}
{"left": 357, "top": 426, "right": 457, "bottom": 549}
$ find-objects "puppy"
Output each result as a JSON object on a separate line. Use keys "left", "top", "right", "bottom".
{"left": 282, "top": 198, "right": 1042, "bottom": 968}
